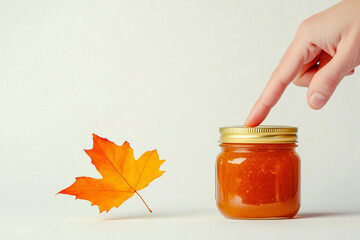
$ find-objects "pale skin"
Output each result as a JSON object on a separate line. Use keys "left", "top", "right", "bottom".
{"left": 245, "top": 0, "right": 360, "bottom": 127}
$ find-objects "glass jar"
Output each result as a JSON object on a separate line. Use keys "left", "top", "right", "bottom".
{"left": 216, "top": 126, "right": 300, "bottom": 219}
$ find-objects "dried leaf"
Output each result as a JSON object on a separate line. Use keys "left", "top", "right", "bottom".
{"left": 58, "top": 134, "right": 165, "bottom": 213}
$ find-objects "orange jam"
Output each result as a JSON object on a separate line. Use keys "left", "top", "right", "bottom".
{"left": 216, "top": 126, "right": 300, "bottom": 219}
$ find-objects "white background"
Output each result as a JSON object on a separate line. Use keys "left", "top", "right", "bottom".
{"left": 1, "top": 0, "right": 360, "bottom": 239}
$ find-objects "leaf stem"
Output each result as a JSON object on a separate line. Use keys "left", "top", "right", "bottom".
{"left": 135, "top": 191, "right": 152, "bottom": 213}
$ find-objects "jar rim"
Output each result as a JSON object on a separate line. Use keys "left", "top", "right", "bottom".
{"left": 219, "top": 125, "right": 298, "bottom": 144}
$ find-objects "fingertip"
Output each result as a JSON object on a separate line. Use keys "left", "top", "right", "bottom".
{"left": 293, "top": 79, "right": 309, "bottom": 87}
{"left": 308, "top": 92, "right": 327, "bottom": 110}
{"left": 244, "top": 106, "right": 267, "bottom": 127}
{"left": 244, "top": 118, "right": 258, "bottom": 128}
{"left": 244, "top": 109, "right": 257, "bottom": 127}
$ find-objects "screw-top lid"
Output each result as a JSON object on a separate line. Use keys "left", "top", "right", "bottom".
{"left": 219, "top": 125, "right": 298, "bottom": 143}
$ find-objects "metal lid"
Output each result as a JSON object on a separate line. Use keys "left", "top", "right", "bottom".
{"left": 219, "top": 125, "right": 298, "bottom": 143}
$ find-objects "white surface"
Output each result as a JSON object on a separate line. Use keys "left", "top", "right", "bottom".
{"left": 1, "top": 210, "right": 360, "bottom": 240}
{"left": 1, "top": 0, "right": 360, "bottom": 239}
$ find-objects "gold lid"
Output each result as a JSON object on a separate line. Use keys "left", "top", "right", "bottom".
{"left": 219, "top": 125, "right": 298, "bottom": 143}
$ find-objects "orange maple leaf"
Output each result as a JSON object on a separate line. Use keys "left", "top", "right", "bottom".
{"left": 58, "top": 134, "right": 165, "bottom": 213}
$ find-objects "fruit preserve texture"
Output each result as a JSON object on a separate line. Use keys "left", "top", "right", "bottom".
{"left": 216, "top": 143, "right": 300, "bottom": 219}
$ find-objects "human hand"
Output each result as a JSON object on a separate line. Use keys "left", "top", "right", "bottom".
{"left": 245, "top": 0, "right": 360, "bottom": 127}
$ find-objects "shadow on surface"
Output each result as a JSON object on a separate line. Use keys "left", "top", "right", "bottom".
{"left": 295, "top": 211, "right": 360, "bottom": 219}
{"left": 101, "top": 210, "right": 360, "bottom": 221}
{"left": 102, "top": 208, "right": 216, "bottom": 221}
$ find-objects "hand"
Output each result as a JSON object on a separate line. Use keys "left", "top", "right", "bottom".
{"left": 245, "top": 0, "right": 360, "bottom": 127}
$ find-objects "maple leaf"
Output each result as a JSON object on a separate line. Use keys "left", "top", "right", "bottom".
{"left": 58, "top": 134, "right": 165, "bottom": 213}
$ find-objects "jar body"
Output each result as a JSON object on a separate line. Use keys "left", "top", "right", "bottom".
{"left": 216, "top": 143, "right": 300, "bottom": 219}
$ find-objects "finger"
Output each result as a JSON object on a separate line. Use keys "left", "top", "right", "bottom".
{"left": 245, "top": 41, "right": 319, "bottom": 127}
{"left": 347, "top": 69, "right": 355, "bottom": 76}
{"left": 307, "top": 50, "right": 354, "bottom": 109}
{"left": 244, "top": 46, "right": 303, "bottom": 127}
{"left": 293, "top": 64, "right": 319, "bottom": 87}
{"left": 294, "top": 56, "right": 354, "bottom": 88}
{"left": 296, "top": 67, "right": 354, "bottom": 87}
{"left": 293, "top": 54, "right": 320, "bottom": 84}
{"left": 294, "top": 51, "right": 331, "bottom": 87}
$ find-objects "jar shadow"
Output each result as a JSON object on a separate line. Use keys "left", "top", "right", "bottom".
{"left": 100, "top": 210, "right": 360, "bottom": 221}
{"left": 295, "top": 211, "right": 360, "bottom": 219}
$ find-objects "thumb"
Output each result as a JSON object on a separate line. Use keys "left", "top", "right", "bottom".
{"left": 307, "top": 50, "right": 353, "bottom": 110}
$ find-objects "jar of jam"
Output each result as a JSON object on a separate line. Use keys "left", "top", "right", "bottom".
{"left": 216, "top": 126, "right": 300, "bottom": 219}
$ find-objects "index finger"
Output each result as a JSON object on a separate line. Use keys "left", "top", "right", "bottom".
{"left": 244, "top": 41, "right": 306, "bottom": 127}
